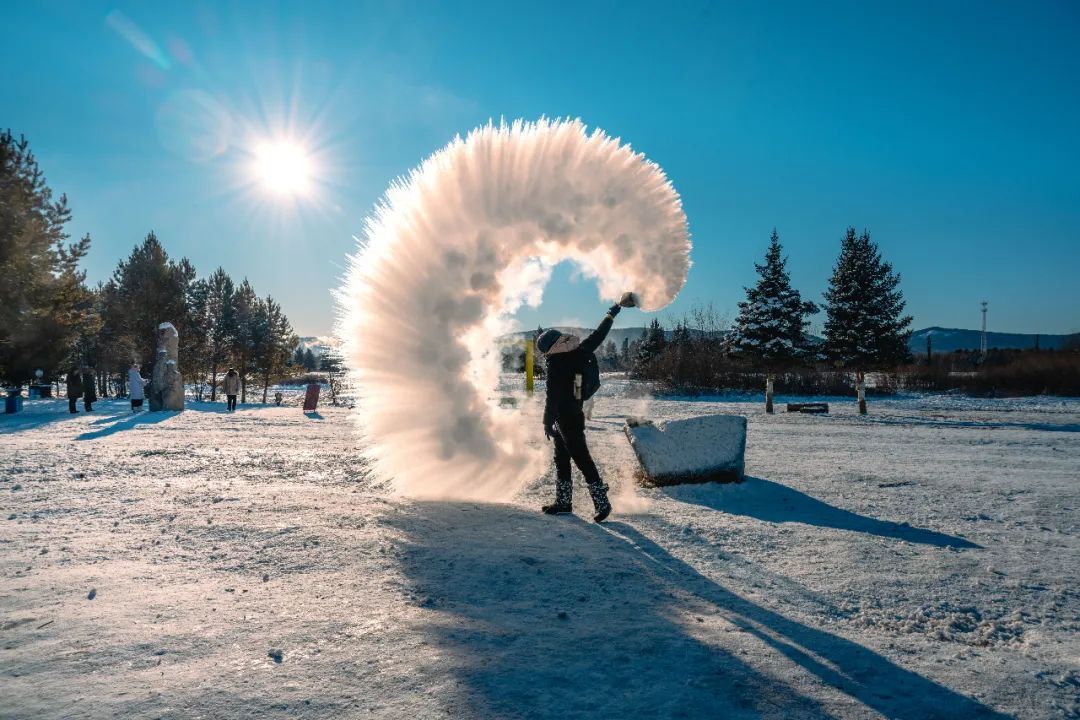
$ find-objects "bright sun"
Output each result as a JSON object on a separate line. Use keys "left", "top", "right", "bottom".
{"left": 254, "top": 141, "right": 312, "bottom": 196}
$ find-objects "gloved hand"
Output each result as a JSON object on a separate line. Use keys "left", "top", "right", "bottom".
{"left": 544, "top": 422, "right": 556, "bottom": 441}
{"left": 618, "top": 291, "right": 638, "bottom": 308}
{"left": 607, "top": 304, "right": 622, "bottom": 317}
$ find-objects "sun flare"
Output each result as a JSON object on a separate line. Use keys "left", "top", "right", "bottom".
{"left": 253, "top": 141, "right": 312, "bottom": 196}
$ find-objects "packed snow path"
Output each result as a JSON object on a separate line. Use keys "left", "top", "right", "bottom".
{"left": 1, "top": 387, "right": 1078, "bottom": 719}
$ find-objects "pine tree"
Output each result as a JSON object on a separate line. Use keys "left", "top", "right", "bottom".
{"left": 87, "top": 280, "right": 137, "bottom": 392}
{"left": 108, "top": 232, "right": 196, "bottom": 373}
{"left": 0, "top": 130, "right": 93, "bottom": 384}
{"left": 184, "top": 278, "right": 212, "bottom": 399}
{"left": 823, "top": 227, "right": 913, "bottom": 412}
{"left": 728, "top": 229, "right": 818, "bottom": 368}
{"left": 202, "top": 268, "right": 236, "bottom": 400}
{"left": 635, "top": 319, "right": 667, "bottom": 367}
{"left": 231, "top": 280, "right": 259, "bottom": 403}
{"left": 252, "top": 295, "right": 298, "bottom": 403}
{"left": 600, "top": 340, "right": 618, "bottom": 370}
{"left": 670, "top": 321, "right": 692, "bottom": 348}
{"left": 303, "top": 348, "right": 318, "bottom": 371}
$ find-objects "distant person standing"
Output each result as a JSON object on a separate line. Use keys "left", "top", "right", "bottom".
{"left": 127, "top": 363, "right": 146, "bottom": 413}
{"left": 66, "top": 366, "right": 82, "bottom": 414}
{"left": 81, "top": 366, "right": 97, "bottom": 411}
{"left": 222, "top": 368, "right": 240, "bottom": 411}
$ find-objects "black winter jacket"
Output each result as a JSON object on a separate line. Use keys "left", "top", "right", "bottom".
{"left": 82, "top": 372, "right": 97, "bottom": 402}
{"left": 542, "top": 311, "right": 615, "bottom": 428}
{"left": 66, "top": 372, "right": 82, "bottom": 399}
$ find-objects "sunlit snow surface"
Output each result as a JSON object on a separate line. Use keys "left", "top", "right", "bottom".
{"left": 337, "top": 119, "right": 691, "bottom": 500}
{"left": 1, "top": 386, "right": 1078, "bottom": 718}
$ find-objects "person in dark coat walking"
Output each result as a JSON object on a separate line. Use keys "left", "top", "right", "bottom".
{"left": 66, "top": 366, "right": 83, "bottom": 413}
{"left": 81, "top": 365, "right": 97, "bottom": 411}
{"left": 535, "top": 293, "right": 636, "bottom": 522}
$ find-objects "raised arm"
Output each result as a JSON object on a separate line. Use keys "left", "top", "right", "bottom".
{"left": 580, "top": 304, "right": 621, "bottom": 354}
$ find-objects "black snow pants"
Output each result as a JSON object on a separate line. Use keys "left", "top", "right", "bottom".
{"left": 553, "top": 411, "right": 609, "bottom": 509}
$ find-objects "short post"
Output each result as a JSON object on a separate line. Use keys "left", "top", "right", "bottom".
{"left": 856, "top": 372, "right": 867, "bottom": 415}
{"left": 524, "top": 339, "right": 534, "bottom": 394}
{"left": 765, "top": 374, "right": 774, "bottom": 414}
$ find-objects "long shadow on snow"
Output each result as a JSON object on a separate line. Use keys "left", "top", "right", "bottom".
{"left": 666, "top": 477, "right": 981, "bottom": 549}
{"left": 600, "top": 522, "right": 1006, "bottom": 719}
{"left": 0, "top": 400, "right": 89, "bottom": 433}
{"left": 75, "top": 400, "right": 265, "bottom": 439}
{"left": 389, "top": 502, "right": 828, "bottom": 719}
{"left": 388, "top": 503, "right": 1005, "bottom": 719}
{"left": 76, "top": 410, "right": 172, "bottom": 440}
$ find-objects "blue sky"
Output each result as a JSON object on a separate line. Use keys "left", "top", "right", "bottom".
{"left": 3, "top": 0, "right": 1078, "bottom": 336}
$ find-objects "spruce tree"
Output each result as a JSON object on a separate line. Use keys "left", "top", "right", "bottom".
{"left": 303, "top": 348, "right": 317, "bottom": 371}
{"left": 728, "top": 229, "right": 818, "bottom": 368}
{"left": 635, "top": 319, "right": 667, "bottom": 367}
{"left": 823, "top": 227, "right": 913, "bottom": 412}
{"left": 600, "top": 340, "right": 618, "bottom": 370}
{"left": 670, "top": 321, "right": 692, "bottom": 348}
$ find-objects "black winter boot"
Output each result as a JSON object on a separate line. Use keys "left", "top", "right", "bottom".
{"left": 590, "top": 483, "right": 612, "bottom": 523}
{"left": 542, "top": 502, "right": 573, "bottom": 515}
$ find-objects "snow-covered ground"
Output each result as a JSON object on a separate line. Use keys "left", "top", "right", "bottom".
{"left": 2, "top": 383, "right": 1078, "bottom": 719}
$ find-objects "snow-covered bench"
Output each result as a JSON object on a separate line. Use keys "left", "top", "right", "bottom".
{"left": 786, "top": 402, "right": 829, "bottom": 414}
{"left": 624, "top": 415, "right": 747, "bottom": 486}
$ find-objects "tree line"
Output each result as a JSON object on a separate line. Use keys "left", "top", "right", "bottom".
{"left": 616, "top": 228, "right": 913, "bottom": 412}
{"left": 1, "top": 130, "right": 299, "bottom": 403}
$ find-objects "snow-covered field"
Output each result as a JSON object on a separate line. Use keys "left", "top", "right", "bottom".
{"left": 2, "top": 382, "right": 1078, "bottom": 719}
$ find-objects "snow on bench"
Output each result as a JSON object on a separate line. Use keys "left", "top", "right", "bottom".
{"left": 624, "top": 414, "right": 746, "bottom": 486}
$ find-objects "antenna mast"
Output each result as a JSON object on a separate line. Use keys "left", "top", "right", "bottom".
{"left": 980, "top": 301, "right": 988, "bottom": 357}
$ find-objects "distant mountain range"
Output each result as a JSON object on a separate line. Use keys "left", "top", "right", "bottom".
{"left": 909, "top": 327, "right": 1077, "bottom": 353}
{"left": 499, "top": 326, "right": 695, "bottom": 348}
{"left": 500, "top": 326, "right": 1078, "bottom": 353}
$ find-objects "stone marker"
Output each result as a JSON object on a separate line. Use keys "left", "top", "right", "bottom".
{"left": 303, "top": 383, "right": 320, "bottom": 412}
{"left": 624, "top": 414, "right": 746, "bottom": 485}
{"left": 149, "top": 322, "right": 184, "bottom": 411}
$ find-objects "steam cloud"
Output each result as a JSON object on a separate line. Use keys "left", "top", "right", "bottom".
{"left": 338, "top": 119, "right": 691, "bottom": 501}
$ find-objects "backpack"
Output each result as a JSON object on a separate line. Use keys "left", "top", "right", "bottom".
{"left": 580, "top": 351, "right": 601, "bottom": 401}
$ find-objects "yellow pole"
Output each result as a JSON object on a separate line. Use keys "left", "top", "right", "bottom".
{"left": 524, "top": 339, "right": 534, "bottom": 393}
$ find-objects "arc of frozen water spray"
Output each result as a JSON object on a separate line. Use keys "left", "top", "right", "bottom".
{"left": 338, "top": 119, "right": 691, "bottom": 501}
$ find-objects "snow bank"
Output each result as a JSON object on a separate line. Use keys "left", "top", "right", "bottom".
{"left": 624, "top": 415, "right": 746, "bottom": 485}
{"left": 338, "top": 119, "right": 691, "bottom": 500}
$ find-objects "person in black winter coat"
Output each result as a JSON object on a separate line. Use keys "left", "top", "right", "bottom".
{"left": 81, "top": 366, "right": 97, "bottom": 411}
{"left": 536, "top": 293, "right": 636, "bottom": 522}
{"left": 66, "top": 367, "right": 83, "bottom": 414}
